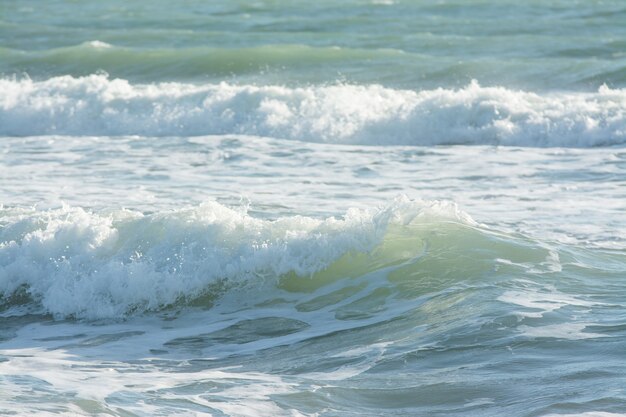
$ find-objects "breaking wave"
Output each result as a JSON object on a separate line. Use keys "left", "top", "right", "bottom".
{"left": 0, "top": 197, "right": 538, "bottom": 319}
{"left": 1, "top": 74, "right": 625, "bottom": 146}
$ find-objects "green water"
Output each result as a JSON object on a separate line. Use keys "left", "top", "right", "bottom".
{"left": 2, "top": 0, "right": 625, "bottom": 88}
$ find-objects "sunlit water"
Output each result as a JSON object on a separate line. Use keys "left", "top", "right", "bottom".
{"left": 1, "top": 1, "right": 626, "bottom": 416}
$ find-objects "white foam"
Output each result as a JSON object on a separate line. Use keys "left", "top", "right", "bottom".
{"left": 0, "top": 345, "right": 304, "bottom": 417}
{"left": 1, "top": 75, "right": 625, "bottom": 146}
{"left": 498, "top": 288, "right": 596, "bottom": 318}
{"left": 83, "top": 40, "right": 113, "bottom": 49}
{"left": 518, "top": 323, "right": 604, "bottom": 340}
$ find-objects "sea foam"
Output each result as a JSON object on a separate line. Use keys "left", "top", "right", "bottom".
{"left": 1, "top": 74, "right": 624, "bottom": 147}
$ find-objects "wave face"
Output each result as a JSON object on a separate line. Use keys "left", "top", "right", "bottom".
{"left": 0, "top": 43, "right": 405, "bottom": 80}
{"left": 0, "top": 198, "right": 491, "bottom": 319}
{"left": 1, "top": 75, "right": 625, "bottom": 147}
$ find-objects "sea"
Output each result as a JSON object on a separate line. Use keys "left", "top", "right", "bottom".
{"left": 1, "top": 1, "right": 625, "bottom": 416}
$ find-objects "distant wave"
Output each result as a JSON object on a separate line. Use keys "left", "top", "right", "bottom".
{"left": 0, "top": 42, "right": 403, "bottom": 79}
{"left": 1, "top": 74, "right": 625, "bottom": 147}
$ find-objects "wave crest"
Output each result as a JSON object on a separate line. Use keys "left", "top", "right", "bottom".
{"left": 1, "top": 75, "right": 625, "bottom": 146}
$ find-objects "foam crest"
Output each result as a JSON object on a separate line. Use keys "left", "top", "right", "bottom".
{"left": 0, "top": 198, "right": 470, "bottom": 319}
{"left": 1, "top": 75, "right": 625, "bottom": 146}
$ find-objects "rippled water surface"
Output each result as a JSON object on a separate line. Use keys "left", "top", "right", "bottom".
{"left": 1, "top": 1, "right": 626, "bottom": 416}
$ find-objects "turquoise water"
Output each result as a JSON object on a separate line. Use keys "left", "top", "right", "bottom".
{"left": 1, "top": 1, "right": 626, "bottom": 416}
{"left": 2, "top": 0, "right": 625, "bottom": 88}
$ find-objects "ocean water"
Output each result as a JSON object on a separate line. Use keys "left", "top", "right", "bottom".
{"left": 1, "top": 1, "right": 626, "bottom": 416}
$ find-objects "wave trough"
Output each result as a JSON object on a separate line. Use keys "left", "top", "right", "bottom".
{"left": 1, "top": 74, "right": 625, "bottom": 147}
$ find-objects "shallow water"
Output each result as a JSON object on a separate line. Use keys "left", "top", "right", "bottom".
{"left": 1, "top": 1, "right": 626, "bottom": 416}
